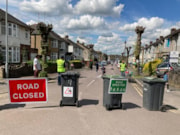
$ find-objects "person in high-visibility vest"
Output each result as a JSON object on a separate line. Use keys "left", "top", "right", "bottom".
{"left": 120, "top": 60, "right": 126, "bottom": 77}
{"left": 56, "top": 56, "right": 66, "bottom": 85}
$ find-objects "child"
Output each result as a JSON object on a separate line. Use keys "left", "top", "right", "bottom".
{"left": 101, "top": 65, "right": 106, "bottom": 75}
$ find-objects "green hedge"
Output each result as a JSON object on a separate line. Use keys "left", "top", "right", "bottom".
{"left": 69, "top": 59, "right": 82, "bottom": 69}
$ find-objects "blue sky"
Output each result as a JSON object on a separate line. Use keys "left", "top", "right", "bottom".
{"left": 0, "top": 0, "right": 180, "bottom": 55}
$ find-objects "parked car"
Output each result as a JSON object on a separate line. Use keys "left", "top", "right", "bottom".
{"left": 101, "top": 60, "right": 107, "bottom": 66}
{"left": 156, "top": 62, "right": 180, "bottom": 78}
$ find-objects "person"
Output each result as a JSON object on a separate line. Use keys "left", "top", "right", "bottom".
{"left": 101, "top": 64, "right": 106, "bottom": 75}
{"left": 90, "top": 59, "right": 93, "bottom": 70}
{"left": 95, "top": 61, "right": 99, "bottom": 72}
{"left": 33, "top": 55, "right": 41, "bottom": 77}
{"left": 120, "top": 60, "right": 126, "bottom": 77}
{"left": 163, "top": 70, "right": 170, "bottom": 92}
{"left": 56, "top": 56, "right": 66, "bottom": 85}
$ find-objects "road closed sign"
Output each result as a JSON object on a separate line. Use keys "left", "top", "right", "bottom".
{"left": 8, "top": 78, "right": 48, "bottom": 103}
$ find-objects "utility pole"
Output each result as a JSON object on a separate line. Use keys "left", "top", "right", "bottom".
{"left": 5, "top": 0, "right": 9, "bottom": 78}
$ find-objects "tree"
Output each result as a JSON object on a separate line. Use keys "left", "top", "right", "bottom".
{"left": 135, "top": 26, "right": 145, "bottom": 75}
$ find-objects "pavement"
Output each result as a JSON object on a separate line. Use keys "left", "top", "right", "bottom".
{"left": 1, "top": 67, "right": 180, "bottom": 112}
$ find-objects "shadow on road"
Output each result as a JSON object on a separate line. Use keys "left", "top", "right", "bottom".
{"left": 79, "top": 99, "right": 99, "bottom": 106}
{"left": 163, "top": 104, "right": 177, "bottom": 111}
{"left": 123, "top": 102, "right": 141, "bottom": 110}
{"left": 0, "top": 103, "right": 26, "bottom": 111}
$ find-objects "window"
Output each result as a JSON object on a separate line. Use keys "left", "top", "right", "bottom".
{"left": 1, "top": 46, "right": 20, "bottom": 63}
{"left": 13, "top": 24, "right": 17, "bottom": 37}
{"left": 51, "top": 52, "right": 58, "bottom": 60}
{"left": 52, "top": 40, "right": 58, "bottom": 48}
{"left": 25, "top": 30, "right": 28, "bottom": 39}
{"left": 1, "top": 22, "right": 6, "bottom": 35}
{"left": 1, "top": 22, "right": 18, "bottom": 37}
{"left": 8, "top": 23, "right": 12, "bottom": 36}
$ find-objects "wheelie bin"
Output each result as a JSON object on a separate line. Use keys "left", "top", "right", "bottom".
{"left": 60, "top": 71, "right": 80, "bottom": 107}
{"left": 143, "top": 77, "right": 166, "bottom": 111}
{"left": 102, "top": 75, "right": 128, "bottom": 110}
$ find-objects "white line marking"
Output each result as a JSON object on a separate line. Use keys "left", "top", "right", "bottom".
{"left": 96, "top": 74, "right": 102, "bottom": 78}
{"left": 87, "top": 80, "right": 95, "bottom": 87}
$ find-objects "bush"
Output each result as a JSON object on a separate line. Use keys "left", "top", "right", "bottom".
{"left": 143, "top": 59, "right": 162, "bottom": 76}
{"left": 69, "top": 59, "right": 82, "bottom": 69}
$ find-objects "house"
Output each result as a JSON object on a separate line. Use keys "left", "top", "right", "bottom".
{"left": 0, "top": 8, "right": 31, "bottom": 63}
{"left": 30, "top": 23, "right": 66, "bottom": 60}
{"left": 63, "top": 35, "right": 84, "bottom": 61}
{"left": 163, "top": 28, "right": 180, "bottom": 54}
{"left": 76, "top": 41, "right": 91, "bottom": 67}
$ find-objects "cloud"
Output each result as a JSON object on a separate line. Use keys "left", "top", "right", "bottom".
{"left": 120, "top": 17, "right": 164, "bottom": 31}
{"left": 26, "top": 20, "right": 37, "bottom": 25}
{"left": 20, "top": 0, "right": 73, "bottom": 15}
{"left": 95, "top": 33, "right": 125, "bottom": 54}
{"left": 74, "top": 0, "right": 124, "bottom": 16}
{"left": 61, "top": 15, "right": 107, "bottom": 31}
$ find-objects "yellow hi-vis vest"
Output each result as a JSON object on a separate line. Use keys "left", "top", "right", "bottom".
{"left": 57, "top": 59, "right": 65, "bottom": 73}
{"left": 120, "top": 63, "right": 126, "bottom": 71}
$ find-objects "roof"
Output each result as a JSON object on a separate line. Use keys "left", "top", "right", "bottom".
{"left": 63, "top": 36, "right": 84, "bottom": 50}
{"left": 0, "top": 8, "right": 30, "bottom": 29}
{"left": 165, "top": 28, "right": 180, "bottom": 39}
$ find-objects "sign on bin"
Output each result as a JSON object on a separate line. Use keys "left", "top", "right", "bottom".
{"left": 63, "top": 86, "right": 73, "bottom": 97}
{"left": 108, "top": 79, "right": 127, "bottom": 94}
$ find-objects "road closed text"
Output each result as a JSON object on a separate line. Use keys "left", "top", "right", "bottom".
{"left": 8, "top": 79, "right": 47, "bottom": 103}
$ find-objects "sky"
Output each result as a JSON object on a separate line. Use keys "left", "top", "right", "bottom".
{"left": 0, "top": 0, "right": 180, "bottom": 55}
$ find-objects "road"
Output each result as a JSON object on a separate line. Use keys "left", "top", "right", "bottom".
{"left": 0, "top": 65, "right": 180, "bottom": 135}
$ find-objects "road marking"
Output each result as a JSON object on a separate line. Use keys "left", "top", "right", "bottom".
{"left": 135, "top": 79, "right": 143, "bottom": 87}
{"left": 132, "top": 83, "right": 143, "bottom": 97}
{"left": 169, "top": 109, "right": 180, "bottom": 114}
{"left": 96, "top": 74, "right": 102, "bottom": 78}
{"left": 87, "top": 80, "right": 95, "bottom": 87}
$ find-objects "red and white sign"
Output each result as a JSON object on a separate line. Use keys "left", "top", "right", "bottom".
{"left": 8, "top": 78, "right": 48, "bottom": 103}
{"left": 63, "top": 86, "right": 73, "bottom": 97}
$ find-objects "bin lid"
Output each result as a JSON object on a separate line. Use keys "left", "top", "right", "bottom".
{"left": 102, "top": 75, "right": 125, "bottom": 79}
{"left": 61, "top": 71, "right": 80, "bottom": 77}
{"left": 143, "top": 77, "right": 166, "bottom": 84}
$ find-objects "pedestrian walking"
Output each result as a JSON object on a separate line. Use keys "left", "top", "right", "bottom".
{"left": 90, "top": 59, "right": 93, "bottom": 70}
{"left": 101, "top": 65, "right": 106, "bottom": 75}
{"left": 56, "top": 56, "right": 66, "bottom": 85}
{"left": 95, "top": 61, "right": 99, "bottom": 72}
{"left": 120, "top": 60, "right": 126, "bottom": 77}
{"left": 33, "top": 55, "right": 41, "bottom": 77}
{"left": 163, "top": 70, "right": 170, "bottom": 92}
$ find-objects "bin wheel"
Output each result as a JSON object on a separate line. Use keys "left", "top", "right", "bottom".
{"left": 106, "top": 104, "right": 112, "bottom": 111}
{"left": 160, "top": 106, "right": 166, "bottom": 112}
{"left": 60, "top": 100, "right": 63, "bottom": 107}
{"left": 76, "top": 101, "right": 80, "bottom": 107}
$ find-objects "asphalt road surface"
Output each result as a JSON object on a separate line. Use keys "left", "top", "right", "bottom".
{"left": 0, "top": 65, "right": 180, "bottom": 135}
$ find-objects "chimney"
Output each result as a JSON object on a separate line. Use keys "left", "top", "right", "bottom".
{"left": 65, "top": 35, "right": 69, "bottom": 39}
{"left": 171, "top": 28, "right": 176, "bottom": 34}
{"left": 77, "top": 40, "right": 79, "bottom": 43}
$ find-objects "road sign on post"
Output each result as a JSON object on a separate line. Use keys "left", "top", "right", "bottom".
{"left": 108, "top": 78, "right": 128, "bottom": 94}
{"left": 8, "top": 78, "right": 48, "bottom": 103}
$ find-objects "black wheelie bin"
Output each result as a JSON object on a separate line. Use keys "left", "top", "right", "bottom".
{"left": 60, "top": 71, "right": 80, "bottom": 107}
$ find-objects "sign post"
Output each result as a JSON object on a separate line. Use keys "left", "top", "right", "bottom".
{"left": 8, "top": 78, "right": 48, "bottom": 103}
{"left": 108, "top": 78, "right": 127, "bottom": 94}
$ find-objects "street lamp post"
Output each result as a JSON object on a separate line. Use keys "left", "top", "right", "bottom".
{"left": 5, "top": 0, "right": 9, "bottom": 78}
